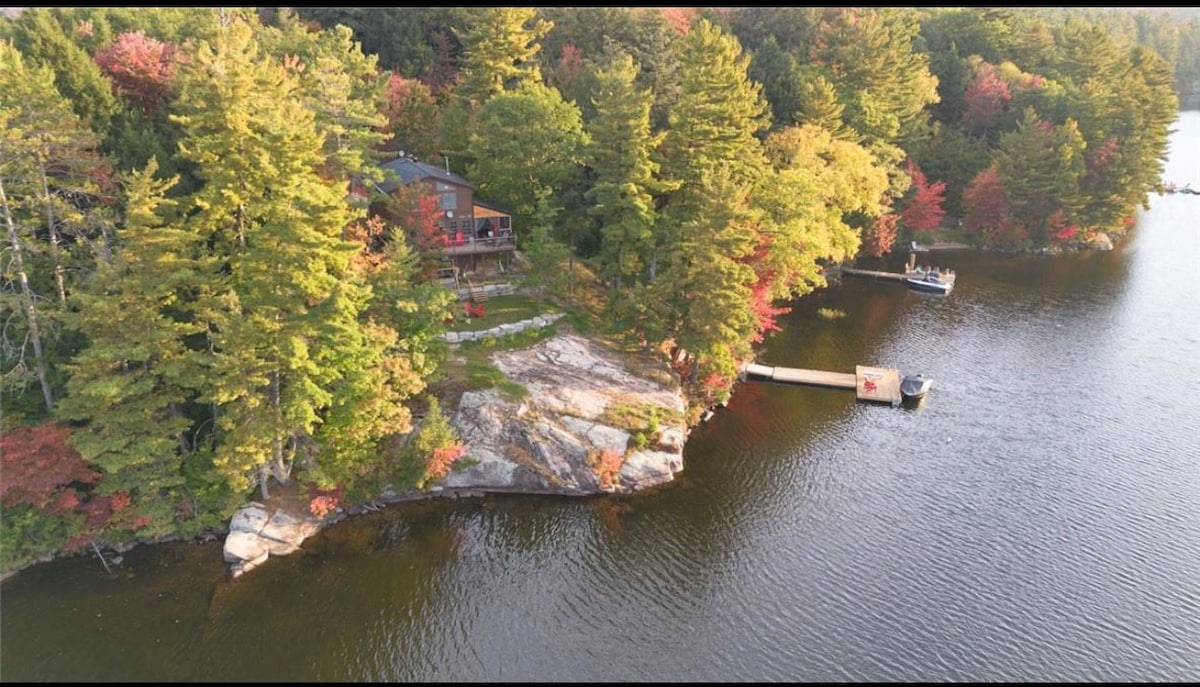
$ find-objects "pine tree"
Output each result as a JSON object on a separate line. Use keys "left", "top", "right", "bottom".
{"left": 171, "top": 18, "right": 387, "bottom": 499}
{"left": 1, "top": 41, "right": 115, "bottom": 415}
{"left": 793, "top": 67, "right": 850, "bottom": 140}
{"left": 659, "top": 19, "right": 770, "bottom": 192}
{"left": 454, "top": 7, "right": 552, "bottom": 108}
{"left": 993, "top": 108, "right": 1086, "bottom": 246}
{"left": 809, "top": 8, "right": 939, "bottom": 149}
{"left": 56, "top": 161, "right": 202, "bottom": 538}
{"left": 8, "top": 9, "right": 121, "bottom": 136}
{"left": 649, "top": 19, "right": 772, "bottom": 400}
{"left": 254, "top": 11, "right": 388, "bottom": 186}
{"left": 584, "top": 53, "right": 669, "bottom": 300}
{"left": 444, "top": 7, "right": 553, "bottom": 167}
{"left": 748, "top": 36, "right": 802, "bottom": 129}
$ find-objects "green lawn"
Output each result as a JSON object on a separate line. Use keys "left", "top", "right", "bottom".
{"left": 446, "top": 293, "right": 558, "bottom": 333}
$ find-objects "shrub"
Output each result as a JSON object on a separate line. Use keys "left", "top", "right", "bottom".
{"left": 595, "top": 449, "right": 624, "bottom": 489}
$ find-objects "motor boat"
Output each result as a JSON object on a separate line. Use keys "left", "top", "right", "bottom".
{"left": 904, "top": 270, "right": 954, "bottom": 295}
{"left": 900, "top": 373, "right": 933, "bottom": 403}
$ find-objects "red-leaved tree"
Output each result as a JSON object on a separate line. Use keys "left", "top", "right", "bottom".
{"left": 661, "top": 8, "right": 697, "bottom": 34}
{"left": 1045, "top": 209, "right": 1079, "bottom": 244}
{"left": 380, "top": 184, "right": 446, "bottom": 281}
{"left": 94, "top": 31, "right": 177, "bottom": 118}
{"left": 861, "top": 212, "right": 900, "bottom": 258}
{"left": 594, "top": 448, "right": 624, "bottom": 489}
{"left": 426, "top": 444, "right": 467, "bottom": 483}
{"left": 963, "top": 61, "right": 1011, "bottom": 136}
{"left": 0, "top": 422, "right": 99, "bottom": 514}
{"left": 899, "top": 159, "right": 947, "bottom": 240}
{"left": 962, "top": 166, "right": 1026, "bottom": 247}
{"left": 547, "top": 43, "right": 585, "bottom": 93}
{"left": 380, "top": 72, "right": 442, "bottom": 162}
{"left": 740, "top": 237, "right": 791, "bottom": 344}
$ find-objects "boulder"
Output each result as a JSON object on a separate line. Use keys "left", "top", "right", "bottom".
{"left": 223, "top": 531, "right": 269, "bottom": 564}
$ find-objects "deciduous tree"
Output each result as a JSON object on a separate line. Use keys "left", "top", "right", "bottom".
{"left": 899, "top": 159, "right": 947, "bottom": 240}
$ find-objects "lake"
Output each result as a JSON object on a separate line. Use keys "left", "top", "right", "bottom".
{"left": 2, "top": 112, "right": 1199, "bottom": 682}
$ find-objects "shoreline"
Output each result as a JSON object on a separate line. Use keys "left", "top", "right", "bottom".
{"left": 0, "top": 235, "right": 1120, "bottom": 583}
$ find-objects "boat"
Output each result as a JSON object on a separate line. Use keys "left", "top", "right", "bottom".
{"left": 904, "top": 269, "right": 954, "bottom": 295}
{"left": 900, "top": 373, "right": 933, "bottom": 403}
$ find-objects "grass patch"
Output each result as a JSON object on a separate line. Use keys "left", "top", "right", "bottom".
{"left": 432, "top": 327, "right": 552, "bottom": 405}
{"left": 446, "top": 293, "right": 557, "bottom": 333}
{"left": 496, "top": 379, "right": 529, "bottom": 401}
{"left": 817, "top": 307, "right": 847, "bottom": 320}
{"left": 601, "top": 401, "right": 684, "bottom": 435}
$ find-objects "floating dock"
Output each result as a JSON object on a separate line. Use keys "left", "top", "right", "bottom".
{"left": 740, "top": 362, "right": 902, "bottom": 406}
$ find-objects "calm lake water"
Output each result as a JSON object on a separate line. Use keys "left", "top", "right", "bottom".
{"left": 3, "top": 113, "right": 1199, "bottom": 683}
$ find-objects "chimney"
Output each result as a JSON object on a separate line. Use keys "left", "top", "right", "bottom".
{"left": 444, "top": 155, "right": 450, "bottom": 173}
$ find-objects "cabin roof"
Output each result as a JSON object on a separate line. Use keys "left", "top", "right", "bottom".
{"left": 377, "top": 156, "right": 474, "bottom": 193}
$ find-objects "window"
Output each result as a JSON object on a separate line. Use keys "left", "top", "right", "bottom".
{"left": 438, "top": 192, "right": 457, "bottom": 210}
{"left": 498, "top": 216, "right": 511, "bottom": 230}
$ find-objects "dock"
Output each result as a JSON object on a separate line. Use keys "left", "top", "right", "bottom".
{"left": 838, "top": 266, "right": 909, "bottom": 282}
{"left": 740, "top": 362, "right": 902, "bottom": 405}
{"left": 836, "top": 252, "right": 956, "bottom": 292}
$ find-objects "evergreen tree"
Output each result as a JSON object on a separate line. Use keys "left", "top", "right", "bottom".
{"left": 655, "top": 18, "right": 768, "bottom": 293}
{"left": 809, "top": 7, "right": 939, "bottom": 149}
{"left": 659, "top": 19, "right": 770, "bottom": 192}
{"left": 443, "top": 7, "right": 552, "bottom": 169}
{"left": 748, "top": 36, "right": 803, "bottom": 130}
{"left": 659, "top": 169, "right": 760, "bottom": 407}
{"left": 171, "top": 18, "right": 390, "bottom": 499}
{"left": 793, "top": 66, "right": 851, "bottom": 140}
{"left": 1, "top": 41, "right": 115, "bottom": 416}
{"left": 584, "top": 53, "right": 669, "bottom": 301}
{"left": 254, "top": 10, "right": 388, "bottom": 186}
{"left": 56, "top": 161, "right": 204, "bottom": 539}
{"left": 8, "top": 8, "right": 121, "bottom": 136}
{"left": 649, "top": 20, "right": 774, "bottom": 402}
{"left": 993, "top": 109, "right": 1087, "bottom": 246}
{"left": 521, "top": 196, "right": 571, "bottom": 307}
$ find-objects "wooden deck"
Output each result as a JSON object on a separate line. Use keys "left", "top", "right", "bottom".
{"left": 444, "top": 235, "right": 517, "bottom": 256}
{"left": 741, "top": 362, "right": 902, "bottom": 405}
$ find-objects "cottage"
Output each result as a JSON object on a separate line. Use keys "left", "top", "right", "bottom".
{"left": 374, "top": 154, "right": 516, "bottom": 277}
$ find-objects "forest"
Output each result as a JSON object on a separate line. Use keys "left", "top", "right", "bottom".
{"left": 0, "top": 7, "right": 1190, "bottom": 572}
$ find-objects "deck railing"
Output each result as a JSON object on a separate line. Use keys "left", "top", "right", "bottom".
{"left": 443, "top": 232, "right": 516, "bottom": 255}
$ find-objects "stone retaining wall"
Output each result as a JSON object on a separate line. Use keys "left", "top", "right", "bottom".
{"left": 456, "top": 283, "right": 516, "bottom": 301}
{"left": 441, "top": 312, "right": 565, "bottom": 344}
